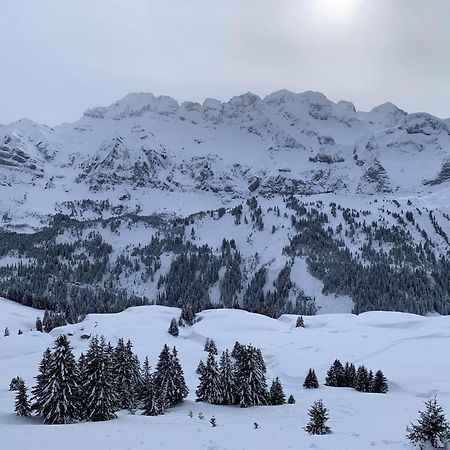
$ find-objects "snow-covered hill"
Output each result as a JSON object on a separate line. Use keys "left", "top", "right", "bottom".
{"left": 1, "top": 299, "right": 449, "bottom": 450}
{"left": 2, "top": 90, "right": 450, "bottom": 317}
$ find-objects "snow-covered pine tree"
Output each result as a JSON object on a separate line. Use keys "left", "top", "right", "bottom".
{"left": 231, "top": 341, "right": 243, "bottom": 359}
{"left": 112, "top": 338, "right": 142, "bottom": 411}
{"left": 343, "top": 362, "right": 356, "bottom": 388}
{"left": 180, "top": 304, "right": 195, "bottom": 326}
{"left": 235, "top": 345, "right": 268, "bottom": 408}
{"left": 287, "top": 394, "right": 296, "bottom": 404}
{"left": 296, "top": 316, "right": 305, "bottom": 328}
{"left": 153, "top": 344, "right": 188, "bottom": 408}
{"left": 142, "top": 373, "right": 165, "bottom": 416}
{"left": 196, "top": 360, "right": 206, "bottom": 376}
{"left": 14, "top": 379, "right": 31, "bottom": 416}
{"left": 325, "top": 359, "right": 344, "bottom": 387}
{"left": 168, "top": 318, "right": 179, "bottom": 337}
{"left": 355, "top": 365, "right": 369, "bottom": 392}
{"left": 372, "top": 370, "right": 388, "bottom": 394}
{"left": 304, "top": 399, "right": 332, "bottom": 435}
{"left": 82, "top": 336, "right": 117, "bottom": 422}
{"left": 31, "top": 348, "right": 51, "bottom": 414}
{"left": 303, "top": 368, "right": 319, "bottom": 389}
{"left": 35, "top": 317, "right": 43, "bottom": 332}
{"left": 9, "top": 376, "right": 24, "bottom": 391}
{"left": 171, "top": 347, "right": 189, "bottom": 405}
{"left": 219, "top": 350, "right": 236, "bottom": 405}
{"left": 204, "top": 338, "right": 218, "bottom": 355}
{"left": 4, "top": 326, "right": 10, "bottom": 337}
{"left": 269, "top": 377, "right": 286, "bottom": 405}
{"left": 196, "top": 352, "right": 222, "bottom": 404}
{"left": 406, "top": 397, "right": 450, "bottom": 449}
{"left": 34, "top": 335, "right": 80, "bottom": 424}
{"left": 140, "top": 356, "right": 151, "bottom": 399}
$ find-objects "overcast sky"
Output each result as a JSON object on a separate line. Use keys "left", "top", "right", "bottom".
{"left": 1, "top": 0, "right": 450, "bottom": 125}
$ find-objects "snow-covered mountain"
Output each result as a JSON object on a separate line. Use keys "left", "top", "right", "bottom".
{"left": 2, "top": 90, "right": 450, "bottom": 318}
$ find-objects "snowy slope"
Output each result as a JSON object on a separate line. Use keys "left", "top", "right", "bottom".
{"left": 1, "top": 300, "right": 449, "bottom": 450}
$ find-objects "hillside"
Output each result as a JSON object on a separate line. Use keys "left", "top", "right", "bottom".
{"left": 1, "top": 90, "right": 450, "bottom": 318}
{"left": 1, "top": 299, "right": 449, "bottom": 450}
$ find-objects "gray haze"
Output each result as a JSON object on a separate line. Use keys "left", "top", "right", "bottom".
{"left": 1, "top": 0, "right": 450, "bottom": 125}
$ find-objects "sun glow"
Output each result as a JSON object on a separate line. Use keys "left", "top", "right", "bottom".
{"left": 313, "top": 0, "right": 361, "bottom": 23}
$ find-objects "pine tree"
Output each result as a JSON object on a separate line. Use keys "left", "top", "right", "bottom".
{"left": 33, "top": 335, "right": 80, "bottom": 424}
{"left": 296, "top": 316, "right": 305, "bottom": 328}
{"left": 9, "top": 376, "right": 24, "bottom": 391}
{"left": 372, "top": 370, "right": 388, "bottom": 394}
{"left": 196, "top": 360, "right": 206, "bottom": 376}
{"left": 219, "top": 350, "right": 236, "bottom": 405}
{"left": 406, "top": 397, "right": 450, "bottom": 449}
{"left": 31, "top": 348, "right": 51, "bottom": 414}
{"left": 269, "top": 377, "right": 286, "bottom": 405}
{"left": 231, "top": 341, "right": 243, "bottom": 359}
{"left": 180, "top": 304, "right": 195, "bottom": 326}
{"left": 4, "top": 326, "right": 10, "bottom": 337}
{"left": 196, "top": 352, "right": 222, "bottom": 404}
{"left": 343, "top": 362, "right": 356, "bottom": 387}
{"left": 168, "top": 318, "right": 179, "bottom": 337}
{"left": 204, "top": 338, "right": 218, "bottom": 355}
{"left": 325, "top": 359, "right": 344, "bottom": 387}
{"left": 140, "top": 356, "right": 151, "bottom": 399}
{"left": 235, "top": 345, "right": 268, "bottom": 408}
{"left": 14, "top": 380, "right": 31, "bottom": 417}
{"left": 355, "top": 365, "right": 369, "bottom": 392}
{"left": 303, "top": 368, "right": 319, "bottom": 389}
{"left": 35, "top": 317, "right": 43, "bottom": 332}
{"left": 112, "top": 338, "right": 141, "bottom": 411}
{"left": 153, "top": 345, "right": 188, "bottom": 408}
{"left": 142, "top": 373, "right": 165, "bottom": 416}
{"left": 82, "top": 336, "right": 117, "bottom": 422}
{"left": 304, "top": 400, "right": 332, "bottom": 435}
{"left": 287, "top": 394, "right": 296, "bottom": 404}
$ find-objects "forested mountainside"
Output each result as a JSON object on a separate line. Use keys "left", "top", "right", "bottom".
{"left": 1, "top": 89, "right": 450, "bottom": 322}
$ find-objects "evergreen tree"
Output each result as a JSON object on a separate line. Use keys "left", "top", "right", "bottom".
{"left": 343, "top": 362, "right": 356, "bottom": 388}
{"left": 296, "top": 316, "right": 305, "bottom": 328}
{"left": 303, "top": 368, "right": 319, "bottom": 389}
{"left": 304, "top": 400, "right": 332, "bottom": 435}
{"left": 196, "top": 352, "right": 222, "bottom": 404}
{"left": 33, "top": 335, "right": 80, "bottom": 424}
{"left": 180, "top": 304, "right": 195, "bottom": 326}
{"left": 196, "top": 360, "right": 206, "bottom": 376}
{"left": 372, "top": 370, "right": 388, "bottom": 394}
{"left": 269, "top": 377, "right": 286, "bottom": 405}
{"left": 140, "top": 356, "right": 152, "bottom": 399}
{"left": 219, "top": 350, "right": 236, "bottom": 405}
{"left": 325, "top": 359, "right": 344, "bottom": 387}
{"left": 35, "top": 317, "right": 43, "bottom": 332}
{"left": 112, "top": 338, "right": 141, "bottom": 411}
{"left": 153, "top": 344, "right": 188, "bottom": 408}
{"left": 287, "top": 394, "right": 296, "bottom": 404}
{"left": 4, "top": 327, "right": 10, "bottom": 337}
{"left": 142, "top": 373, "right": 165, "bottom": 416}
{"left": 235, "top": 345, "right": 268, "bottom": 408}
{"left": 14, "top": 380, "right": 31, "bottom": 417}
{"left": 9, "top": 376, "right": 24, "bottom": 391}
{"left": 355, "top": 365, "right": 370, "bottom": 392}
{"left": 31, "top": 348, "right": 51, "bottom": 413}
{"left": 406, "top": 397, "right": 450, "bottom": 449}
{"left": 82, "top": 336, "right": 117, "bottom": 422}
{"left": 231, "top": 341, "right": 243, "bottom": 359}
{"left": 204, "top": 338, "right": 218, "bottom": 355}
{"left": 168, "top": 318, "right": 179, "bottom": 337}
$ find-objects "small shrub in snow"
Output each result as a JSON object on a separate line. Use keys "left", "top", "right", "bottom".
{"left": 304, "top": 400, "right": 331, "bottom": 435}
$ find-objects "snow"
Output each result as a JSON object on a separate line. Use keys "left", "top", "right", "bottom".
{"left": 1, "top": 299, "right": 449, "bottom": 450}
